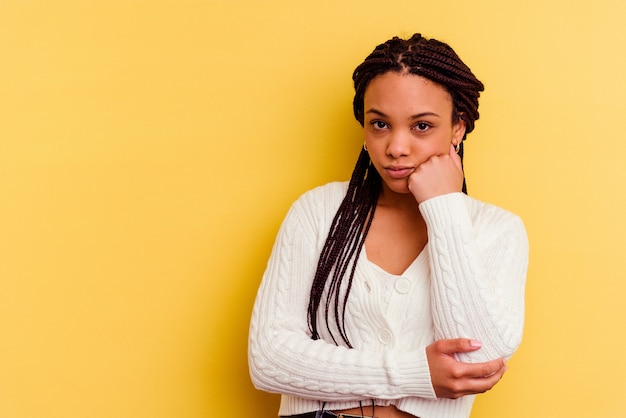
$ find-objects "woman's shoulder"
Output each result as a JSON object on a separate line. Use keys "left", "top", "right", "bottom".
{"left": 462, "top": 194, "right": 527, "bottom": 239}
{"left": 294, "top": 181, "right": 348, "bottom": 209}
{"left": 423, "top": 192, "right": 523, "bottom": 223}
{"left": 464, "top": 194, "right": 522, "bottom": 220}
{"left": 284, "top": 182, "right": 348, "bottom": 231}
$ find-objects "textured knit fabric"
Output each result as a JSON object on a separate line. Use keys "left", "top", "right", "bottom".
{"left": 248, "top": 181, "right": 528, "bottom": 418}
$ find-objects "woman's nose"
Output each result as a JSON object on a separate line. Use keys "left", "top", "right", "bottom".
{"left": 386, "top": 131, "right": 410, "bottom": 159}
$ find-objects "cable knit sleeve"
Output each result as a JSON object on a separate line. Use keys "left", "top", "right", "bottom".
{"left": 419, "top": 192, "right": 529, "bottom": 363}
{"left": 248, "top": 184, "right": 436, "bottom": 402}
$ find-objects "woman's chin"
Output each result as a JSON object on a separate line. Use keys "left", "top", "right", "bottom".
{"left": 381, "top": 179, "right": 412, "bottom": 196}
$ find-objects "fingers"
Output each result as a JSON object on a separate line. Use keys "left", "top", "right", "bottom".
{"left": 431, "top": 338, "right": 483, "bottom": 355}
{"left": 449, "top": 143, "right": 463, "bottom": 172}
{"left": 408, "top": 148, "right": 464, "bottom": 203}
{"left": 435, "top": 357, "right": 507, "bottom": 399}
{"left": 426, "top": 339, "right": 508, "bottom": 399}
{"left": 464, "top": 359, "right": 508, "bottom": 395}
{"left": 449, "top": 143, "right": 456, "bottom": 157}
{"left": 468, "top": 357, "right": 507, "bottom": 380}
{"left": 451, "top": 361, "right": 507, "bottom": 398}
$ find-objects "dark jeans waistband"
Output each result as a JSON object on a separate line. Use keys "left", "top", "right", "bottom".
{"left": 281, "top": 412, "right": 369, "bottom": 418}
{"left": 281, "top": 413, "right": 336, "bottom": 418}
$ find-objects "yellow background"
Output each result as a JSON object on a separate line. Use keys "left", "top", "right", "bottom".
{"left": 1, "top": 0, "right": 625, "bottom": 417}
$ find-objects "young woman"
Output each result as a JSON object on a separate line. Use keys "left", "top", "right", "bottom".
{"left": 248, "top": 33, "right": 528, "bottom": 418}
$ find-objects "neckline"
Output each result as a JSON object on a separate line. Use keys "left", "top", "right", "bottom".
{"left": 361, "top": 243, "right": 428, "bottom": 278}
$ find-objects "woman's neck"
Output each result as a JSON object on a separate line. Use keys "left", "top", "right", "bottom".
{"left": 377, "top": 186, "right": 421, "bottom": 214}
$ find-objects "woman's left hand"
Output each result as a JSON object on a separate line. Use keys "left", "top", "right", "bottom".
{"left": 408, "top": 144, "right": 464, "bottom": 204}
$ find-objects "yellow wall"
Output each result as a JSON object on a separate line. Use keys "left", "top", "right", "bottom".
{"left": 1, "top": 1, "right": 625, "bottom": 417}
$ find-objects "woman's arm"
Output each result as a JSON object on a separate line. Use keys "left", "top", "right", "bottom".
{"left": 248, "top": 187, "right": 436, "bottom": 402}
{"left": 408, "top": 145, "right": 529, "bottom": 364}
{"left": 420, "top": 192, "right": 529, "bottom": 363}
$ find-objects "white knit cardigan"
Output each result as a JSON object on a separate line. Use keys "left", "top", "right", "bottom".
{"left": 248, "top": 182, "right": 528, "bottom": 418}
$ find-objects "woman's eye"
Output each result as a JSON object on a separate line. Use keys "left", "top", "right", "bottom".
{"left": 414, "top": 122, "right": 430, "bottom": 131}
{"left": 371, "top": 120, "right": 388, "bottom": 130}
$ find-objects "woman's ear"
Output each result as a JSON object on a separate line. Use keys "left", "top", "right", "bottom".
{"left": 452, "top": 116, "right": 467, "bottom": 145}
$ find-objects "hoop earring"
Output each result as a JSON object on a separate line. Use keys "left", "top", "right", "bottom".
{"left": 363, "top": 142, "right": 368, "bottom": 152}
{"left": 454, "top": 142, "right": 461, "bottom": 154}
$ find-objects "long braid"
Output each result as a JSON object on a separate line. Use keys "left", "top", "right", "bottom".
{"left": 308, "top": 149, "right": 380, "bottom": 346}
{"left": 308, "top": 33, "right": 484, "bottom": 346}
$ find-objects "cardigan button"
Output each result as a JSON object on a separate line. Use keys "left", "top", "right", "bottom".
{"left": 395, "top": 277, "right": 411, "bottom": 294}
{"left": 378, "top": 328, "right": 392, "bottom": 344}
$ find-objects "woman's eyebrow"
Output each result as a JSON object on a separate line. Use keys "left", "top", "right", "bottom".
{"left": 409, "top": 111, "right": 440, "bottom": 119}
{"left": 365, "top": 108, "right": 441, "bottom": 119}
{"left": 365, "top": 108, "right": 388, "bottom": 117}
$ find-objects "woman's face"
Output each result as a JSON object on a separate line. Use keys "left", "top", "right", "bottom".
{"left": 363, "top": 72, "right": 466, "bottom": 197}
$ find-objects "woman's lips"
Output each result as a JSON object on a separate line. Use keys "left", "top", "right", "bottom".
{"left": 385, "top": 166, "right": 415, "bottom": 179}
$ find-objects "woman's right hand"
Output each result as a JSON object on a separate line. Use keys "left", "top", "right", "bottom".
{"left": 425, "top": 338, "right": 507, "bottom": 399}
{"left": 408, "top": 144, "right": 464, "bottom": 204}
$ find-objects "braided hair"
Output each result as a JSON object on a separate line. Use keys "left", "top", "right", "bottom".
{"left": 307, "top": 34, "right": 485, "bottom": 347}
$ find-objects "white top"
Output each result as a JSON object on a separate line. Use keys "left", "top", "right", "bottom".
{"left": 248, "top": 181, "right": 528, "bottom": 418}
